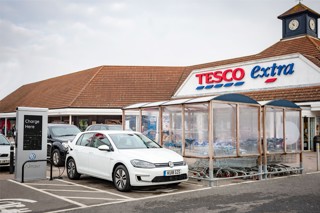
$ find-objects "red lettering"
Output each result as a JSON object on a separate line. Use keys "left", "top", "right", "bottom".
{"left": 195, "top": 73, "right": 205, "bottom": 84}
{"left": 213, "top": 71, "right": 223, "bottom": 83}
{"left": 222, "top": 69, "right": 233, "bottom": 82}
{"left": 196, "top": 68, "right": 245, "bottom": 84}
{"left": 206, "top": 72, "right": 214, "bottom": 84}
{"left": 233, "top": 68, "right": 245, "bottom": 80}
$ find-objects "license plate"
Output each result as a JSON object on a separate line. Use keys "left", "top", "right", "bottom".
{"left": 164, "top": 169, "right": 181, "bottom": 176}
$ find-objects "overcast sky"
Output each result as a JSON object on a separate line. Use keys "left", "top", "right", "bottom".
{"left": 0, "top": 0, "right": 320, "bottom": 100}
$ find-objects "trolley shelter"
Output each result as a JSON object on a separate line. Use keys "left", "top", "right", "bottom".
{"left": 262, "top": 99, "right": 303, "bottom": 178}
{"left": 123, "top": 94, "right": 302, "bottom": 182}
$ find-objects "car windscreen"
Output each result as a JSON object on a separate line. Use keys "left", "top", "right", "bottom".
{"left": 109, "top": 133, "right": 161, "bottom": 149}
{"left": 51, "top": 126, "right": 81, "bottom": 137}
{"left": 107, "top": 125, "right": 122, "bottom": 130}
{"left": 0, "top": 135, "right": 10, "bottom": 145}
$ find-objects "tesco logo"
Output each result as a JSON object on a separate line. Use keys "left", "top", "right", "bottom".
{"left": 195, "top": 68, "right": 245, "bottom": 84}
{"left": 195, "top": 62, "right": 295, "bottom": 91}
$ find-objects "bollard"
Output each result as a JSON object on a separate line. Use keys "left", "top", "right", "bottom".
{"left": 9, "top": 144, "right": 14, "bottom": 174}
{"left": 317, "top": 143, "right": 319, "bottom": 171}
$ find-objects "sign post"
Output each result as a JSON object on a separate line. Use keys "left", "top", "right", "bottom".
{"left": 15, "top": 107, "right": 48, "bottom": 182}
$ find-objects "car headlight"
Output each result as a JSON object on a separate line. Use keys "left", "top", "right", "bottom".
{"left": 182, "top": 161, "right": 187, "bottom": 166}
{"left": 131, "top": 159, "right": 156, "bottom": 168}
{"left": 62, "top": 143, "right": 68, "bottom": 149}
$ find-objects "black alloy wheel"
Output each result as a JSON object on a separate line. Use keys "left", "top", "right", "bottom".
{"left": 67, "top": 158, "right": 81, "bottom": 180}
{"left": 113, "top": 165, "right": 131, "bottom": 192}
{"left": 52, "top": 149, "right": 62, "bottom": 167}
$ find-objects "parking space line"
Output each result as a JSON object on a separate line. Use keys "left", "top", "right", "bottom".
{"left": 64, "top": 197, "right": 124, "bottom": 201}
{"left": 306, "top": 171, "right": 320, "bottom": 175}
{"left": 56, "top": 179, "right": 133, "bottom": 200}
{"left": 8, "top": 180, "right": 87, "bottom": 208}
{"left": 43, "top": 189, "right": 112, "bottom": 193}
{"left": 27, "top": 183, "right": 71, "bottom": 187}
{"left": 47, "top": 186, "right": 212, "bottom": 213}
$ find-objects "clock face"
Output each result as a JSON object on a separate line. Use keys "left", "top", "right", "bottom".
{"left": 289, "top": 19, "right": 299, "bottom": 31}
{"left": 309, "top": 18, "right": 316, "bottom": 30}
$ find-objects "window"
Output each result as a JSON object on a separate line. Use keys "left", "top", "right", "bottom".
{"left": 76, "top": 133, "right": 94, "bottom": 146}
{"left": 90, "top": 133, "right": 112, "bottom": 148}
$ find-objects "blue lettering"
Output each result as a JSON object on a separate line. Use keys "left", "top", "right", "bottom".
{"left": 250, "top": 63, "right": 295, "bottom": 79}
{"left": 261, "top": 67, "right": 270, "bottom": 77}
{"left": 270, "top": 63, "right": 277, "bottom": 76}
{"left": 277, "top": 65, "right": 285, "bottom": 76}
{"left": 251, "top": 65, "right": 260, "bottom": 79}
{"left": 284, "top": 63, "right": 294, "bottom": 75}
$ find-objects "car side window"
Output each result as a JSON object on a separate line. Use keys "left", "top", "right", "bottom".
{"left": 76, "top": 133, "right": 94, "bottom": 146}
{"left": 90, "top": 133, "right": 112, "bottom": 149}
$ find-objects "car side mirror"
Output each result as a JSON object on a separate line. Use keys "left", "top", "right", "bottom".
{"left": 98, "top": 145, "right": 111, "bottom": 151}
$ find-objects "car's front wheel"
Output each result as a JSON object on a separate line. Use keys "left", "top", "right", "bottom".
{"left": 67, "top": 158, "right": 81, "bottom": 180}
{"left": 113, "top": 165, "right": 131, "bottom": 192}
{"left": 52, "top": 149, "right": 63, "bottom": 167}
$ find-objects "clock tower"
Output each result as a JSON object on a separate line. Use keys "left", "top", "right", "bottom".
{"left": 278, "top": 3, "right": 320, "bottom": 39}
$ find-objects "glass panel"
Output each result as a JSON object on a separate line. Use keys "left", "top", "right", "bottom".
{"left": 124, "top": 111, "right": 139, "bottom": 131}
{"left": 303, "top": 117, "right": 308, "bottom": 150}
{"left": 311, "top": 117, "right": 316, "bottom": 150}
{"left": 184, "top": 103, "right": 209, "bottom": 157}
{"left": 316, "top": 117, "right": 320, "bottom": 136}
{"left": 142, "top": 108, "right": 160, "bottom": 142}
{"left": 265, "top": 107, "right": 284, "bottom": 153}
{"left": 285, "top": 110, "right": 301, "bottom": 152}
{"left": 239, "top": 105, "right": 259, "bottom": 155}
{"left": 162, "top": 105, "right": 182, "bottom": 155}
{"left": 213, "top": 103, "right": 237, "bottom": 157}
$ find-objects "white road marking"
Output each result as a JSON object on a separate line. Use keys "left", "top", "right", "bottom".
{"left": 306, "top": 171, "right": 320, "bottom": 175}
{"left": 26, "top": 183, "right": 71, "bottom": 186}
{"left": 8, "top": 179, "right": 87, "bottom": 208}
{"left": 42, "top": 189, "right": 112, "bottom": 193}
{"left": 0, "top": 199, "right": 37, "bottom": 203}
{"left": 64, "top": 197, "right": 124, "bottom": 201}
{"left": 56, "top": 179, "right": 133, "bottom": 200}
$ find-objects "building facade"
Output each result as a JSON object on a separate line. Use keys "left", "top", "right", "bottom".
{"left": 0, "top": 3, "right": 320, "bottom": 150}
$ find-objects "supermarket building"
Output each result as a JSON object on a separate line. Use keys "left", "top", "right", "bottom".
{"left": 0, "top": 3, "right": 320, "bottom": 151}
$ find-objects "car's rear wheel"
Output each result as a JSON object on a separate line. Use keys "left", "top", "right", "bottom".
{"left": 67, "top": 158, "right": 80, "bottom": 180}
{"left": 52, "top": 149, "right": 63, "bottom": 167}
{"left": 113, "top": 165, "right": 131, "bottom": 192}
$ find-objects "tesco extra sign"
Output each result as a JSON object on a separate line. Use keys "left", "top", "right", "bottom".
{"left": 195, "top": 62, "right": 294, "bottom": 90}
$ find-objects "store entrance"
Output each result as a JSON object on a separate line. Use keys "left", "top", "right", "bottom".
{"left": 303, "top": 117, "right": 315, "bottom": 151}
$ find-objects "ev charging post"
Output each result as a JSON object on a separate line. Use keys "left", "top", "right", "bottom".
{"left": 15, "top": 107, "right": 48, "bottom": 182}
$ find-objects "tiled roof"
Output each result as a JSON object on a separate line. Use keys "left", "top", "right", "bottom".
{"left": 0, "top": 35, "right": 320, "bottom": 113}
{"left": 278, "top": 3, "right": 320, "bottom": 19}
{"left": 0, "top": 66, "right": 185, "bottom": 113}
{"left": 242, "top": 85, "right": 320, "bottom": 103}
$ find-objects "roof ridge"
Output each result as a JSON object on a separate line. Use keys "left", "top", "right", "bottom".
{"left": 171, "top": 67, "right": 188, "bottom": 96}
{"left": 69, "top": 66, "right": 104, "bottom": 106}
{"left": 306, "top": 36, "right": 320, "bottom": 50}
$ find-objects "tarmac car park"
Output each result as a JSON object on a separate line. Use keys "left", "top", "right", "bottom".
{"left": 0, "top": 165, "right": 206, "bottom": 213}
{"left": 0, "top": 150, "right": 319, "bottom": 212}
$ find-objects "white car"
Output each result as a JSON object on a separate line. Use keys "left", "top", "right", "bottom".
{"left": 66, "top": 130, "right": 188, "bottom": 191}
{"left": 0, "top": 134, "right": 11, "bottom": 167}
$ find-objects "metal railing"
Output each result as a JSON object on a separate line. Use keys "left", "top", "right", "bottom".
{"left": 21, "top": 159, "right": 53, "bottom": 183}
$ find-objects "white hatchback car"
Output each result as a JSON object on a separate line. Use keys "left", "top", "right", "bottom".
{"left": 0, "top": 134, "right": 11, "bottom": 168}
{"left": 66, "top": 131, "right": 188, "bottom": 191}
